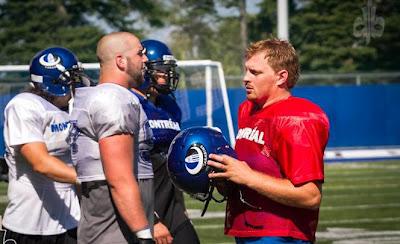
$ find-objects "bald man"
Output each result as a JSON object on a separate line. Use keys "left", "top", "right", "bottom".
{"left": 70, "top": 32, "right": 154, "bottom": 243}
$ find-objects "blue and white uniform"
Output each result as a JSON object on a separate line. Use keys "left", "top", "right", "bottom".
{"left": 2, "top": 93, "right": 80, "bottom": 235}
{"left": 132, "top": 92, "right": 198, "bottom": 241}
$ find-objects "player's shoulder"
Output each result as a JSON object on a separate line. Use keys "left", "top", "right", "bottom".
{"left": 270, "top": 96, "right": 325, "bottom": 116}
{"left": 6, "top": 92, "right": 47, "bottom": 112}
{"left": 76, "top": 83, "right": 139, "bottom": 107}
{"left": 156, "top": 94, "right": 182, "bottom": 121}
{"left": 287, "top": 96, "right": 324, "bottom": 112}
{"left": 277, "top": 96, "right": 329, "bottom": 126}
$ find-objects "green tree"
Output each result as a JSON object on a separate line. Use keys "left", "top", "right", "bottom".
{"left": 247, "top": 0, "right": 399, "bottom": 72}
{"left": 0, "top": 0, "right": 166, "bottom": 64}
{"left": 168, "top": 0, "right": 217, "bottom": 60}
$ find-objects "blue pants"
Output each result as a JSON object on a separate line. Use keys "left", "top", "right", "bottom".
{"left": 235, "top": 236, "right": 312, "bottom": 244}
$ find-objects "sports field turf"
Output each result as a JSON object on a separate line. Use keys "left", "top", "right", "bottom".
{"left": 1, "top": 160, "right": 400, "bottom": 243}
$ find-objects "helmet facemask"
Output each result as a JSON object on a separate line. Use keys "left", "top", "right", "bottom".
{"left": 145, "top": 59, "right": 179, "bottom": 95}
{"left": 56, "top": 62, "right": 93, "bottom": 88}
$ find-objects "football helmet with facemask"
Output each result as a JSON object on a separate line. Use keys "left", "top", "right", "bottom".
{"left": 141, "top": 39, "right": 179, "bottom": 95}
{"left": 167, "top": 126, "right": 236, "bottom": 216}
{"left": 29, "top": 47, "right": 92, "bottom": 96}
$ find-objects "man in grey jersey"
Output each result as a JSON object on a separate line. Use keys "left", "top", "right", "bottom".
{"left": 70, "top": 32, "right": 154, "bottom": 243}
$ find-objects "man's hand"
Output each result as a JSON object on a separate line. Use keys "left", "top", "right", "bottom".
{"left": 154, "top": 222, "right": 173, "bottom": 244}
{"left": 208, "top": 153, "right": 254, "bottom": 186}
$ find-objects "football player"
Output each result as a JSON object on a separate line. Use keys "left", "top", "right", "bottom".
{"left": 2, "top": 47, "right": 84, "bottom": 243}
{"left": 131, "top": 39, "right": 200, "bottom": 244}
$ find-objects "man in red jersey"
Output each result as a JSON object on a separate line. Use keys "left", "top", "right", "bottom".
{"left": 208, "top": 39, "right": 330, "bottom": 244}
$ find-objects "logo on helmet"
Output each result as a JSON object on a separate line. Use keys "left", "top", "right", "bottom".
{"left": 184, "top": 144, "right": 207, "bottom": 175}
{"left": 39, "top": 53, "right": 61, "bottom": 69}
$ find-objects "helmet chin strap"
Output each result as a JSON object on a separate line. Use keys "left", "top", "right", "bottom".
{"left": 199, "top": 168, "right": 228, "bottom": 217}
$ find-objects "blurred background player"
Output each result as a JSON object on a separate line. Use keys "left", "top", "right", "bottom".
{"left": 2, "top": 47, "right": 83, "bottom": 244}
{"left": 131, "top": 39, "right": 200, "bottom": 244}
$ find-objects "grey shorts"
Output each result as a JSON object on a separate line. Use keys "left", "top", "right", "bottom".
{"left": 78, "top": 179, "right": 153, "bottom": 244}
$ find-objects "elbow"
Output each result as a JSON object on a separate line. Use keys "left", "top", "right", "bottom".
{"left": 32, "top": 163, "right": 48, "bottom": 175}
{"left": 304, "top": 193, "right": 322, "bottom": 210}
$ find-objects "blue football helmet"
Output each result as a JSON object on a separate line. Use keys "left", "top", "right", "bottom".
{"left": 141, "top": 39, "right": 179, "bottom": 94}
{"left": 167, "top": 126, "right": 236, "bottom": 204}
{"left": 29, "top": 47, "right": 90, "bottom": 96}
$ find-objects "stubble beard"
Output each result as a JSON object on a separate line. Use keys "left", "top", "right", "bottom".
{"left": 126, "top": 58, "right": 144, "bottom": 88}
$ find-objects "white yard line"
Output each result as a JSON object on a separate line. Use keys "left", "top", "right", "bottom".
{"left": 189, "top": 205, "right": 400, "bottom": 219}
{"left": 325, "top": 191, "right": 400, "bottom": 199}
{"left": 324, "top": 183, "right": 400, "bottom": 190}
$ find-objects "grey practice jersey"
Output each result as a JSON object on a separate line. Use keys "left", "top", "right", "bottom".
{"left": 70, "top": 83, "right": 153, "bottom": 182}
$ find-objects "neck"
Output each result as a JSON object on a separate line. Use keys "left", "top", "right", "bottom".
{"left": 259, "top": 90, "right": 291, "bottom": 110}
{"left": 131, "top": 87, "right": 146, "bottom": 98}
{"left": 98, "top": 66, "right": 129, "bottom": 88}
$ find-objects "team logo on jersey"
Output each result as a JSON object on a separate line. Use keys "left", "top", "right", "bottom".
{"left": 67, "top": 120, "right": 80, "bottom": 154}
{"left": 236, "top": 127, "right": 265, "bottom": 145}
{"left": 184, "top": 143, "right": 207, "bottom": 175}
{"left": 39, "top": 53, "right": 61, "bottom": 69}
{"left": 51, "top": 121, "right": 70, "bottom": 133}
{"left": 148, "top": 119, "right": 180, "bottom": 131}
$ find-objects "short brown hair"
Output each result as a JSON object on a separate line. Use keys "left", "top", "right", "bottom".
{"left": 246, "top": 39, "right": 300, "bottom": 88}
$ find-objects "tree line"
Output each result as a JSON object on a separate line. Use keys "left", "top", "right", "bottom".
{"left": 0, "top": 0, "right": 398, "bottom": 75}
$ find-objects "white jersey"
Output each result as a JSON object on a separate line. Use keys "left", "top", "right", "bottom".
{"left": 2, "top": 92, "right": 80, "bottom": 235}
{"left": 70, "top": 83, "right": 153, "bottom": 182}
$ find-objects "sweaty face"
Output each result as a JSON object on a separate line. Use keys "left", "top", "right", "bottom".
{"left": 243, "top": 52, "right": 279, "bottom": 109}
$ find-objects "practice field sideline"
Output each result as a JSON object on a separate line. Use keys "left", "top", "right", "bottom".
{"left": 1, "top": 160, "right": 400, "bottom": 243}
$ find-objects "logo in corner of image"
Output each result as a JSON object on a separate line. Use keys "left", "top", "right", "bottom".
{"left": 0, "top": 229, "right": 17, "bottom": 244}
{"left": 184, "top": 144, "right": 207, "bottom": 175}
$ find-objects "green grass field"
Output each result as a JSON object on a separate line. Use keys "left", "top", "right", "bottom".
{"left": 1, "top": 160, "right": 400, "bottom": 243}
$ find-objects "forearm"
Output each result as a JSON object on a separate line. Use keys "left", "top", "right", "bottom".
{"left": 245, "top": 170, "right": 322, "bottom": 209}
{"left": 33, "top": 156, "right": 77, "bottom": 184}
{"left": 100, "top": 134, "right": 150, "bottom": 234}
{"left": 20, "top": 142, "right": 77, "bottom": 184}
{"left": 108, "top": 178, "right": 149, "bottom": 232}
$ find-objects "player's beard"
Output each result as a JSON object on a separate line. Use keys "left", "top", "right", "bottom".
{"left": 126, "top": 57, "right": 144, "bottom": 88}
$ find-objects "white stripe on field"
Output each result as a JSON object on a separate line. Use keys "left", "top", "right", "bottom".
{"left": 322, "top": 203, "right": 400, "bottom": 210}
{"left": 194, "top": 218, "right": 400, "bottom": 230}
{"left": 325, "top": 191, "right": 400, "bottom": 199}
{"left": 324, "top": 183, "right": 400, "bottom": 190}
{"left": 326, "top": 175, "right": 400, "bottom": 182}
{"left": 319, "top": 217, "right": 400, "bottom": 225}
{"left": 189, "top": 202, "right": 400, "bottom": 219}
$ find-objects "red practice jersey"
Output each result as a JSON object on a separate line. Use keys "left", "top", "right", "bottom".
{"left": 225, "top": 96, "right": 330, "bottom": 241}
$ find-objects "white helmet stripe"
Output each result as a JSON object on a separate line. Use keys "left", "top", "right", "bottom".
{"left": 31, "top": 74, "right": 43, "bottom": 83}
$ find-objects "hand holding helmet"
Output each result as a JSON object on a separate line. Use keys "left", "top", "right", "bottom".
{"left": 167, "top": 126, "right": 236, "bottom": 216}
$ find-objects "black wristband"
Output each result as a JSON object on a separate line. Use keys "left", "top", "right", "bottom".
{"left": 153, "top": 211, "right": 160, "bottom": 224}
{"left": 138, "top": 238, "right": 155, "bottom": 244}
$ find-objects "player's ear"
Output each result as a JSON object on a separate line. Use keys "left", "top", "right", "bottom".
{"left": 276, "top": 69, "right": 289, "bottom": 87}
{"left": 115, "top": 55, "right": 127, "bottom": 70}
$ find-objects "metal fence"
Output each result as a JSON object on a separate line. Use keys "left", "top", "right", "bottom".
{"left": 225, "top": 72, "right": 400, "bottom": 87}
